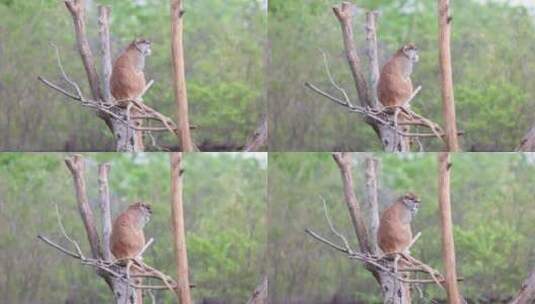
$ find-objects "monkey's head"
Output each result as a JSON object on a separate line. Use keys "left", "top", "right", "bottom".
{"left": 128, "top": 202, "right": 152, "bottom": 228}
{"left": 399, "top": 43, "right": 419, "bottom": 63}
{"left": 401, "top": 192, "right": 420, "bottom": 217}
{"left": 131, "top": 38, "right": 152, "bottom": 57}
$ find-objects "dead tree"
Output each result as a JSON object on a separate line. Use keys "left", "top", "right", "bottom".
{"left": 305, "top": 2, "right": 451, "bottom": 152}
{"left": 246, "top": 276, "right": 268, "bottom": 304}
{"left": 510, "top": 266, "right": 535, "bottom": 304}
{"left": 437, "top": 0, "right": 460, "bottom": 151}
{"left": 38, "top": 155, "right": 178, "bottom": 303}
{"left": 170, "top": 152, "right": 193, "bottom": 304}
{"left": 305, "top": 152, "right": 450, "bottom": 303}
{"left": 244, "top": 116, "right": 268, "bottom": 152}
{"left": 437, "top": 153, "right": 462, "bottom": 303}
{"left": 38, "top": 0, "right": 184, "bottom": 152}
{"left": 517, "top": 123, "right": 535, "bottom": 151}
{"left": 170, "top": 0, "right": 195, "bottom": 152}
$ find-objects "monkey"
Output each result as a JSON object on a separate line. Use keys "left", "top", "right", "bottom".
{"left": 377, "top": 43, "right": 419, "bottom": 108}
{"left": 110, "top": 202, "right": 152, "bottom": 304}
{"left": 110, "top": 38, "right": 152, "bottom": 107}
{"left": 110, "top": 202, "right": 152, "bottom": 259}
{"left": 377, "top": 192, "right": 420, "bottom": 254}
{"left": 110, "top": 38, "right": 152, "bottom": 149}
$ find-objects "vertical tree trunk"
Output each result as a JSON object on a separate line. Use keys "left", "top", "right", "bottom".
{"left": 364, "top": 157, "right": 380, "bottom": 255}
{"left": 437, "top": 0, "right": 460, "bottom": 151}
{"left": 510, "top": 267, "right": 535, "bottom": 304}
{"left": 98, "top": 162, "right": 112, "bottom": 262}
{"left": 332, "top": 152, "right": 370, "bottom": 253}
{"left": 170, "top": 0, "right": 194, "bottom": 152}
{"left": 437, "top": 152, "right": 461, "bottom": 304}
{"left": 64, "top": 155, "right": 102, "bottom": 259}
{"left": 170, "top": 152, "right": 192, "bottom": 304}
{"left": 65, "top": 0, "right": 102, "bottom": 101}
{"left": 517, "top": 123, "right": 535, "bottom": 151}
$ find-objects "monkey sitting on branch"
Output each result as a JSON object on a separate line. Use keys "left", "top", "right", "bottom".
{"left": 110, "top": 202, "right": 152, "bottom": 303}
{"left": 378, "top": 192, "right": 420, "bottom": 255}
{"left": 109, "top": 38, "right": 178, "bottom": 145}
{"left": 110, "top": 38, "right": 152, "bottom": 108}
{"left": 378, "top": 43, "right": 419, "bottom": 110}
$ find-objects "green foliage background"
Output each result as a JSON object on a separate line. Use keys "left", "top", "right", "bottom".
{"left": 268, "top": 0, "right": 535, "bottom": 151}
{"left": 0, "top": 152, "right": 267, "bottom": 303}
{"left": 268, "top": 153, "right": 535, "bottom": 303}
{"left": 0, "top": 0, "right": 266, "bottom": 151}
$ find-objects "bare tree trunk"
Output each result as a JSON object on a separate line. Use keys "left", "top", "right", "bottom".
{"left": 364, "top": 157, "right": 380, "bottom": 255}
{"left": 437, "top": 152, "right": 461, "bottom": 304}
{"left": 332, "top": 3, "right": 369, "bottom": 108}
{"left": 170, "top": 152, "right": 192, "bottom": 304}
{"left": 64, "top": 0, "right": 102, "bottom": 101}
{"left": 98, "top": 162, "right": 112, "bottom": 262}
{"left": 332, "top": 152, "right": 370, "bottom": 253}
{"left": 246, "top": 276, "right": 268, "bottom": 304}
{"left": 244, "top": 116, "right": 268, "bottom": 152}
{"left": 517, "top": 123, "right": 535, "bottom": 151}
{"left": 437, "top": 0, "right": 460, "bottom": 151}
{"left": 64, "top": 155, "right": 102, "bottom": 259}
{"left": 510, "top": 267, "right": 535, "bottom": 304}
{"left": 98, "top": 5, "right": 112, "bottom": 103}
{"left": 170, "top": 0, "right": 194, "bottom": 152}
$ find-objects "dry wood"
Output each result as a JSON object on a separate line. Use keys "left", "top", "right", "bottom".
{"left": 98, "top": 5, "right": 112, "bottom": 103}
{"left": 364, "top": 157, "right": 380, "bottom": 255}
{"left": 332, "top": 152, "right": 370, "bottom": 253}
{"left": 64, "top": 155, "right": 102, "bottom": 259}
{"left": 510, "top": 267, "right": 535, "bottom": 304}
{"left": 64, "top": 0, "right": 102, "bottom": 101}
{"left": 332, "top": 2, "right": 369, "bottom": 107}
{"left": 517, "top": 123, "right": 535, "bottom": 151}
{"left": 170, "top": 152, "right": 192, "bottom": 304}
{"left": 437, "top": 152, "right": 462, "bottom": 303}
{"left": 437, "top": 0, "right": 460, "bottom": 151}
{"left": 170, "top": 0, "right": 194, "bottom": 152}
{"left": 98, "top": 162, "right": 113, "bottom": 262}
{"left": 246, "top": 276, "right": 268, "bottom": 304}
{"left": 244, "top": 116, "right": 268, "bottom": 152}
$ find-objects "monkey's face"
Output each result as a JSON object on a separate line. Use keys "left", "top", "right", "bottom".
{"left": 401, "top": 192, "right": 420, "bottom": 217}
{"left": 402, "top": 43, "right": 419, "bottom": 63}
{"left": 133, "top": 38, "right": 152, "bottom": 56}
{"left": 130, "top": 202, "right": 152, "bottom": 227}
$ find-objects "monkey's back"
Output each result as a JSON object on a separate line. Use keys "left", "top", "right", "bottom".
{"left": 110, "top": 211, "right": 146, "bottom": 259}
{"left": 110, "top": 50, "right": 146, "bottom": 107}
{"left": 377, "top": 57, "right": 413, "bottom": 107}
{"left": 378, "top": 202, "right": 412, "bottom": 254}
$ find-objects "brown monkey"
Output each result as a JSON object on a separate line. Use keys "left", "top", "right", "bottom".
{"left": 110, "top": 38, "right": 152, "bottom": 107}
{"left": 377, "top": 43, "right": 419, "bottom": 108}
{"left": 378, "top": 192, "right": 420, "bottom": 254}
{"left": 110, "top": 202, "right": 152, "bottom": 304}
{"left": 110, "top": 202, "right": 152, "bottom": 259}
